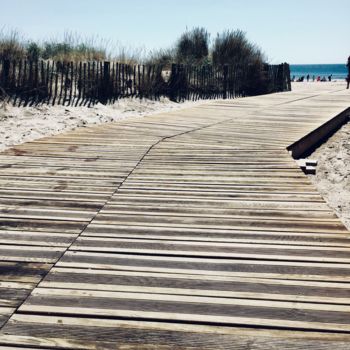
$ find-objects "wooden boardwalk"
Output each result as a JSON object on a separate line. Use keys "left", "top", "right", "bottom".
{"left": 0, "top": 83, "right": 350, "bottom": 349}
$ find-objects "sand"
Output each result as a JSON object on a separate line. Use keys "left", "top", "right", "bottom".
{"left": 0, "top": 97, "right": 207, "bottom": 152}
{"left": 307, "top": 121, "right": 350, "bottom": 230}
{"left": 292, "top": 81, "right": 350, "bottom": 230}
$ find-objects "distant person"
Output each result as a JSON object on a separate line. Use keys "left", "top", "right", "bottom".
{"left": 317, "top": 76, "right": 321, "bottom": 82}
{"left": 312, "top": 75, "right": 315, "bottom": 82}
{"left": 328, "top": 74, "right": 332, "bottom": 82}
{"left": 306, "top": 74, "right": 310, "bottom": 82}
{"left": 347, "top": 56, "right": 350, "bottom": 89}
{"left": 321, "top": 76, "right": 327, "bottom": 82}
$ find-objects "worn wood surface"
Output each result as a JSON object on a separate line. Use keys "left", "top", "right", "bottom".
{"left": 0, "top": 84, "right": 349, "bottom": 349}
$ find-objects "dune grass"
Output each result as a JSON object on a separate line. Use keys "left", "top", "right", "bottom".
{"left": 0, "top": 28, "right": 27, "bottom": 60}
{"left": 0, "top": 28, "right": 144, "bottom": 64}
{"left": 0, "top": 26, "right": 267, "bottom": 69}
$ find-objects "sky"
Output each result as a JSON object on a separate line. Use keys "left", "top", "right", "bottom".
{"left": 0, "top": 0, "right": 349, "bottom": 64}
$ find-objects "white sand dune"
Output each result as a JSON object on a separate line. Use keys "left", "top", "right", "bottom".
{"left": 308, "top": 121, "right": 350, "bottom": 230}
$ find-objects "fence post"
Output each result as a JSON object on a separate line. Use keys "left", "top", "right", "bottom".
{"left": 277, "top": 64, "right": 283, "bottom": 92}
{"left": 168, "top": 63, "right": 178, "bottom": 102}
{"left": 1, "top": 60, "right": 11, "bottom": 92}
{"left": 262, "top": 63, "right": 270, "bottom": 93}
{"left": 223, "top": 65, "right": 228, "bottom": 99}
{"left": 102, "top": 61, "right": 110, "bottom": 104}
{"left": 284, "top": 63, "right": 291, "bottom": 91}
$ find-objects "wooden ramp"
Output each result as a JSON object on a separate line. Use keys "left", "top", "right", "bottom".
{"left": 0, "top": 84, "right": 350, "bottom": 349}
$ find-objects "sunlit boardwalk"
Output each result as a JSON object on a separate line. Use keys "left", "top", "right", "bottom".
{"left": 0, "top": 83, "right": 349, "bottom": 349}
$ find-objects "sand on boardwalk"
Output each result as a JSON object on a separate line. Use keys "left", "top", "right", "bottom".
{"left": 0, "top": 97, "right": 208, "bottom": 152}
{"left": 307, "top": 121, "right": 350, "bottom": 231}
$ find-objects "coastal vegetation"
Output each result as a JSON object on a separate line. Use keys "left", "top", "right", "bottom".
{"left": 0, "top": 26, "right": 290, "bottom": 105}
{"left": 0, "top": 26, "right": 265, "bottom": 68}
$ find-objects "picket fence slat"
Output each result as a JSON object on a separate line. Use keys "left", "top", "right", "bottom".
{"left": 0, "top": 59, "right": 291, "bottom": 106}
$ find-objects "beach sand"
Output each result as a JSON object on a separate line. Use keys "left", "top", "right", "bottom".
{"left": 307, "top": 121, "right": 350, "bottom": 230}
{"left": 0, "top": 97, "right": 208, "bottom": 152}
{"left": 290, "top": 81, "right": 350, "bottom": 230}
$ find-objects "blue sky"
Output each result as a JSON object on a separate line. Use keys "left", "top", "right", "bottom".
{"left": 0, "top": 0, "right": 349, "bottom": 64}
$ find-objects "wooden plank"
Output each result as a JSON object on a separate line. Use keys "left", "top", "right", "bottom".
{"left": 0, "top": 283, "right": 33, "bottom": 307}
{"left": 91, "top": 214, "right": 347, "bottom": 234}
{"left": 82, "top": 224, "right": 350, "bottom": 247}
{"left": 0, "top": 262, "right": 51, "bottom": 284}
{"left": 57, "top": 251, "right": 350, "bottom": 282}
{"left": 2, "top": 315, "right": 350, "bottom": 350}
{"left": 19, "top": 288, "right": 350, "bottom": 332}
{"left": 70, "top": 236, "right": 350, "bottom": 262}
{"left": 0, "top": 83, "right": 349, "bottom": 348}
{"left": 41, "top": 267, "right": 350, "bottom": 304}
{"left": 0, "top": 308, "right": 15, "bottom": 328}
{"left": 0, "top": 245, "right": 64, "bottom": 263}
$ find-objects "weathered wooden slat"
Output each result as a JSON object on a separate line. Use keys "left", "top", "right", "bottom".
{"left": 57, "top": 251, "right": 350, "bottom": 282}
{"left": 40, "top": 267, "right": 350, "bottom": 304}
{"left": 2, "top": 315, "right": 350, "bottom": 350}
{"left": 99, "top": 206, "right": 336, "bottom": 220}
{"left": 19, "top": 288, "right": 350, "bottom": 332}
{"left": 91, "top": 214, "right": 347, "bottom": 233}
{"left": 0, "top": 262, "right": 51, "bottom": 284}
{"left": 0, "top": 83, "right": 349, "bottom": 348}
{"left": 70, "top": 237, "right": 350, "bottom": 262}
{"left": 82, "top": 224, "right": 350, "bottom": 247}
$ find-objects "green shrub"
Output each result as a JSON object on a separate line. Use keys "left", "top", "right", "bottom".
{"left": 146, "top": 48, "right": 175, "bottom": 67}
{"left": 27, "top": 42, "right": 41, "bottom": 61}
{"left": 212, "top": 30, "right": 264, "bottom": 67}
{"left": 175, "top": 27, "right": 210, "bottom": 65}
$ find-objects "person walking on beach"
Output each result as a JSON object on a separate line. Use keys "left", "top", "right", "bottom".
{"left": 347, "top": 56, "right": 350, "bottom": 89}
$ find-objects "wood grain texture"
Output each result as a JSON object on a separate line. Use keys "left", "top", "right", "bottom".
{"left": 0, "top": 84, "right": 350, "bottom": 348}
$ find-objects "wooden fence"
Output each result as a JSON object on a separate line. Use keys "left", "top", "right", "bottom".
{"left": 0, "top": 59, "right": 291, "bottom": 106}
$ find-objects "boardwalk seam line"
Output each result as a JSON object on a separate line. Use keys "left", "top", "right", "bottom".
{"left": 0, "top": 89, "right": 341, "bottom": 334}
{"left": 45, "top": 89, "right": 331, "bottom": 262}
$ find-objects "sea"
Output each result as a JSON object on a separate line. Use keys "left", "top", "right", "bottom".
{"left": 290, "top": 64, "right": 348, "bottom": 80}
